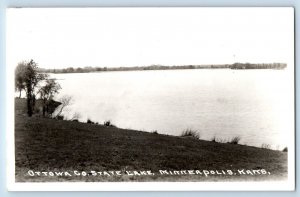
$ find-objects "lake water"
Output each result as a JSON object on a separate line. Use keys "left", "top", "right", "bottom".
{"left": 52, "top": 69, "right": 294, "bottom": 149}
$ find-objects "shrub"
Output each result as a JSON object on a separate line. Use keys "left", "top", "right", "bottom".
{"left": 151, "top": 130, "right": 158, "bottom": 134}
{"left": 180, "top": 129, "right": 200, "bottom": 139}
{"left": 211, "top": 136, "right": 217, "bottom": 142}
{"left": 87, "top": 118, "right": 94, "bottom": 124}
{"left": 56, "top": 115, "right": 64, "bottom": 120}
{"left": 104, "top": 120, "right": 111, "bottom": 126}
{"left": 228, "top": 136, "right": 241, "bottom": 145}
{"left": 104, "top": 120, "right": 116, "bottom": 127}
{"left": 282, "top": 147, "right": 288, "bottom": 152}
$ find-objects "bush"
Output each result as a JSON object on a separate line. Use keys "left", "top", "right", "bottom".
{"left": 180, "top": 129, "right": 200, "bottom": 139}
{"left": 282, "top": 147, "right": 288, "bottom": 152}
{"left": 104, "top": 120, "right": 116, "bottom": 127}
{"left": 87, "top": 118, "right": 94, "bottom": 124}
{"left": 151, "top": 130, "right": 158, "bottom": 134}
{"left": 211, "top": 136, "right": 217, "bottom": 142}
{"left": 228, "top": 136, "right": 241, "bottom": 145}
{"left": 104, "top": 120, "right": 111, "bottom": 126}
{"left": 56, "top": 115, "right": 64, "bottom": 120}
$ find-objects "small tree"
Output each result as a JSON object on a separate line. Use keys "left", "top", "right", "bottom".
{"left": 15, "top": 60, "right": 47, "bottom": 116}
{"left": 38, "top": 79, "right": 61, "bottom": 117}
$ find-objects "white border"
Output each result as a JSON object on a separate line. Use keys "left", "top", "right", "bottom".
{"left": 6, "top": 7, "right": 295, "bottom": 191}
{"left": 6, "top": 182, "right": 295, "bottom": 191}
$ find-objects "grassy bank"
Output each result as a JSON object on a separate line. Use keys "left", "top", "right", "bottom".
{"left": 14, "top": 98, "right": 287, "bottom": 182}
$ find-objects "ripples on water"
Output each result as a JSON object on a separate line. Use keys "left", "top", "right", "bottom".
{"left": 52, "top": 69, "right": 294, "bottom": 149}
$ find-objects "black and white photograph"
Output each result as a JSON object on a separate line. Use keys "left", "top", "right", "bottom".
{"left": 6, "top": 7, "right": 295, "bottom": 191}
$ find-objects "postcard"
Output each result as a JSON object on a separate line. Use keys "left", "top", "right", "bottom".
{"left": 6, "top": 7, "right": 295, "bottom": 191}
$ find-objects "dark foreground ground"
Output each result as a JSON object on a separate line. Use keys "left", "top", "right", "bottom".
{"left": 14, "top": 98, "right": 288, "bottom": 182}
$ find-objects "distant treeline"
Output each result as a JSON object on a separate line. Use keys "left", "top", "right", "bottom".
{"left": 230, "top": 63, "right": 287, "bottom": 70}
{"left": 38, "top": 63, "right": 287, "bottom": 74}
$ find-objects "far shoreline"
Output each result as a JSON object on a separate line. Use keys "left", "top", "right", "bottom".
{"left": 39, "top": 62, "right": 287, "bottom": 74}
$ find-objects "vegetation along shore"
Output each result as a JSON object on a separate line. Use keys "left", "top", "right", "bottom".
{"left": 38, "top": 62, "right": 287, "bottom": 74}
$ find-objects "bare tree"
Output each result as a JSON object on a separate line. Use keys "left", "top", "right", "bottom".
{"left": 54, "top": 95, "right": 73, "bottom": 118}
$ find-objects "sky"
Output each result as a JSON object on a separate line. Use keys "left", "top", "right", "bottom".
{"left": 6, "top": 7, "right": 294, "bottom": 69}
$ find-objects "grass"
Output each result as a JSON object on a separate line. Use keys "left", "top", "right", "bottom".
{"left": 180, "top": 129, "right": 201, "bottom": 139}
{"left": 14, "top": 98, "right": 288, "bottom": 182}
{"left": 216, "top": 138, "right": 228, "bottom": 143}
